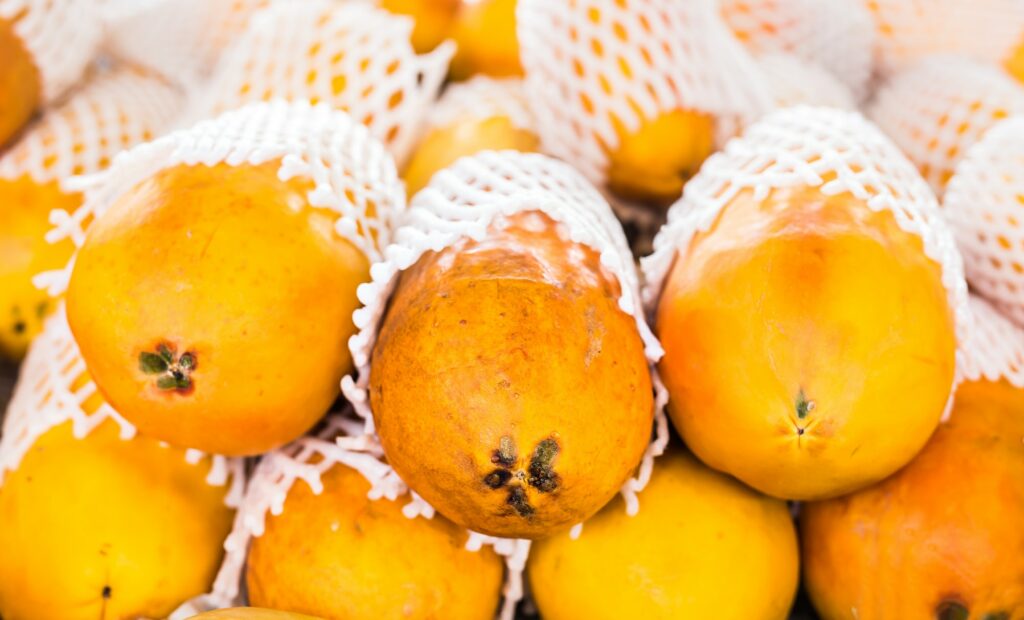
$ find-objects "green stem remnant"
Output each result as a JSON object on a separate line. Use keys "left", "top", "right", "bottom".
{"left": 139, "top": 343, "right": 196, "bottom": 393}
{"left": 796, "top": 388, "right": 815, "bottom": 420}
{"left": 483, "top": 435, "right": 561, "bottom": 518}
{"left": 935, "top": 601, "right": 968, "bottom": 620}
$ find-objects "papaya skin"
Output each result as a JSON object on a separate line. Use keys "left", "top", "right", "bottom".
{"left": 606, "top": 109, "right": 716, "bottom": 209}
{"left": 65, "top": 161, "right": 369, "bottom": 456}
{"left": 1007, "top": 37, "right": 1024, "bottom": 85}
{"left": 0, "top": 419, "right": 234, "bottom": 620}
{"left": 190, "top": 610, "right": 323, "bottom": 620}
{"left": 449, "top": 0, "right": 522, "bottom": 80}
{"left": 0, "top": 16, "right": 40, "bottom": 149}
{"left": 381, "top": 0, "right": 460, "bottom": 53}
{"left": 529, "top": 449, "right": 799, "bottom": 620}
{"left": 801, "top": 379, "right": 1024, "bottom": 620}
{"left": 656, "top": 184, "right": 956, "bottom": 500}
{"left": 403, "top": 114, "right": 539, "bottom": 197}
{"left": 0, "top": 177, "right": 79, "bottom": 359}
{"left": 369, "top": 210, "right": 654, "bottom": 539}
{"left": 247, "top": 462, "right": 503, "bottom": 620}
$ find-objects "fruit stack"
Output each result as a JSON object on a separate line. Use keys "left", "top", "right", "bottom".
{"left": 1, "top": 1, "right": 1023, "bottom": 619}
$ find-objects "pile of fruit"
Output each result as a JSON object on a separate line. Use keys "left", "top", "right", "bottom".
{"left": 1, "top": 0, "right": 1024, "bottom": 619}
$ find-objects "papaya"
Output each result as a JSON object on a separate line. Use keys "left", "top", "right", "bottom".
{"left": 801, "top": 377, "right": 1024, "bottom": 620}
{"left": 66, "top": 160, "right": 369, "bottom": 455}
{"left": 382, "top": 0, "right": 461, "bottom": 53}
{"left": 529, "top": 448, "right": 799, "bottom": 620}
{"left": 370, "top": 210, "right": 653, "bottom": 538}
{"left": 449, "top": 0, "right": 522, "bottom": 79}
{"left": 0, "top": 16, "right": 40, "bottom": 148}
{"left": 246, "top": 461, "right": 503, "bottom": 619}
{"left": 656, "top": 183, "right": 956, "bottom": 500}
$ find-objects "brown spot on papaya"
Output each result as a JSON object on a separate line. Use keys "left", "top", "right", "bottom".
{"left": 528, "top": 437, "right": 560, "bottom": 493}
{"left": 491, "top": 435, "right": 516, "bottom": 467}
{"left": 484, "top": 469, "right": 512, "bottom": 489}
{"left": 506, "top": 485, "right": 534, "bottom": 517}
{"left": 935, "top": 600, "right": 968, "bottom": 620}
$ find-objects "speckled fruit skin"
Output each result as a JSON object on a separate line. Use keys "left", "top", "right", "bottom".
{"left": 0, "top": 419, "right": 234, "bottom": 620}
{"left": 801, "top": 378, "right": 1024, "bottom": 620}
{"left": 370, "top": 211, "right": 654, "bottom": 539}
{"left": 0, "top": 17, "right": 40, "bottom": 148}
{"left": 0, "top": 177, "right": 78, "bottom": 360}
{"left": 656, "top": 184, "right": 956, "bottom": 500}
{"left": 246, "top": 462, "right": 504, "bottom": 620}
{"left": 529, "top": 449, "right": 800, "bottom": 620}
{"left": 65, "top": 161, "right": 369, "bottom": 456}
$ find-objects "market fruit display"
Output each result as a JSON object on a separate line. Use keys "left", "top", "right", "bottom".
{"left": 1, "top": 1, "right": 1024, "bottom": 619}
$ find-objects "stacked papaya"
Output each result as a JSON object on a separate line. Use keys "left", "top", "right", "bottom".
{"left": 1, "top": 1, "right": 1024, "bottom": 620}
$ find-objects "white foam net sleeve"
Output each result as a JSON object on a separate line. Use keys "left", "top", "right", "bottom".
{"left": 957, "top": 295, "right": 1024, "bottom": 388}
{"left": 0, "top": 0, "right": 102, "bottom": 102}
{"left": 517, "top": 0, "right": 775, "bottom": 188}
{"left": 426, "top": 77, "right": 537, "bottom": 134}
{"left": 721, "top": 0, "right": 875, "bottom": 102}
{"left": 0, "top": 304, "right": 245, "bottom": 507}
{"left": 0, "top": 65, "right": 184, "bottom": 191}
{"left": 868, "top": 56, "right": 1024, "bottom": 198}
{"left": 99, "top": 0, "right": 274, "bottom": 88}
{"left": 342, "top": 149, "right": 670, "bottom": 514}
{"left": 944, "top": 116, "right": 1024, "bottom": 329}
{"left": 757, "top": 53, "right": 856, "bottom": 111}
{"left": 866, "top": 0, "right": 1024, "bottom": 77}
{"left": 641, "top": 105, "right": 971, "bottom": 361}
{"left": 185, "top": 0, "right": 453, "bottom": 167}
{"left": 177, "top": 413, "right": 531, "bottom": 620}
{"left": 34, "top": 99, "right": 405, "bottom": 299}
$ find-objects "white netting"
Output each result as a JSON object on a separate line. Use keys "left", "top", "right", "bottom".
{"left": 34, "top": 100, "right": 405, "bottom": 299}
{"left": 173, "top": 412, "right": 532, "bottom": 620}
{"left": 957, "top": 295, "right": 1024, "bottom": 388}
{"left": 0, "top": 304, "right": 245, "bottom": 506}
{"left": 944, "top": 116, "right": 1024, "bottom": 329}
{"left": 0, "top": 0, "right": 102, "bottom": 102}
{"left": 757, "top": 53, "right": 856, "bottom": 111}
{"left": 866, "top": 0, "right": 1024, "bottom": 77}
{"left": 642, "top": 106, "right": 970, "bottom": 364}
{"left": 186, "top": 0, "right": 453, "bottom": 167}
{"left": 427, "top": 76, "right": 536, "bottom": 134}
{"left": 517, "top": 0, "right": 774, "bottom": 188}
{"left": 343, "top": 149, "right": 670, "bottom": 515}
{"left": 0, "top": 65, "right": 184, "bottom": 190}
{"left": 721, "top": 0, "right": 875, "bottom": 102}
{"left": 868, "top": 55, "right": 1024, "bottom": 197}
{"left": 99, "top": 0, "right": 274, "bottom": 88}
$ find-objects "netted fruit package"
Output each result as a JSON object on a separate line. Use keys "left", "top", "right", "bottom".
{"left": 721, "top": 0, "right": 875, "bottom": 101}
{"left": 868, "top": 56, "right": 1024, "bottom": 197}
{"left": 945, "top": 116, "right": 1024, "bottom": 330}
{"left": 756, "top": 53, "right": 856, "bottom": 110}
{"left": 187, "top": 0, "right": 453, "bottom": 167}
{"left": 957, "top": 295, "right": 1024, "bottom": 388}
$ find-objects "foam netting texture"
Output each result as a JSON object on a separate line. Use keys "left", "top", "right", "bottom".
{"left": 171, "top": 412, "right": 533, "bottom": 620}
{"left": 957, "top": 295, "right": 1024, "bottom": 388}
{"left": 720, "top": 0, "right": 875, "bottom": 102}
{"left": 34, "top": 99, "right": 404, "bottom": 299}
{"left": 0, "top": 0, "right": 102, "bottom": 101}
{"left": 866, "top": 0, "right": 1024, "bottom": 77}
{"left": 0, "top": 305, "right": 246, "bottom": 507}
{"left": 185, "top": 0, "right": 453, "bottom": 167}
{"left": 757, "top": 53, "right": 856, "bottom": 111}
{"left": 641, "top": 105, "right": 971, "bottom": 372}
{"left": 517, "top": 0, "right": 775, "bottom": 188}
{"left": 0, "top": 65, "right": 184, "bottom": 190}
{"left": 343, "top": 149, "right": 670, "bottom": 519}
{"left": 868, "top": 55, "right": 1024, "bottom": 198}
{"left": 99, "top": 0, "right": 273, "bottom": 87}
{"left": 944, "top": 116, "right": 1024, "bottom": 329}
{"left": 426, "top": 76, "right": 537, "bottom": 135}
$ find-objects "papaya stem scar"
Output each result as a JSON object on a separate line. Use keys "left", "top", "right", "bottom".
{"left": 139, "top": 343, "right": 196, "bottom": 392}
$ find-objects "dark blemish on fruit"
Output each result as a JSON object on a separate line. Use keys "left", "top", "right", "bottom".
{"left": 12, "top": 320, "right": 25, "bottom": 334}
{"left": 796, "top": 427, "right": 805, "bottom": 436}
{"left": 102, "top": 586, "right": 111, "bottom": 599}
{"left": 981, "top": 613, "right": 1010, "bottom": 620}
{"left": 506, "top": 485, "right": 534, "bottom": 517}
{"left": 935, "top": 601, "right": 969, "bottom": 620}
{"left": 491, "top": 435, "right": 516, "bottom": 467}
{"left": 528, "top": 438, "right": 560, "bottom": 493}
{"left": 35, "top": 300, "right": 48, "bottom": 319}
{"left": 484, "top": 469, "right": 512, "bottom": 489}
{"left": 796, "top": 388, "right": 815, "bottom": 420}
{"left": 139, "top": 343, "right": 197, "bottom": 394}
